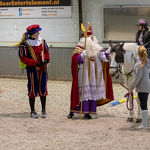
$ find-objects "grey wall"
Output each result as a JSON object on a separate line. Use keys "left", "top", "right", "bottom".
{"left": 47, "top": 47, "right": 73, "bottom": 80}
{"left": 1, "top": 0, "right": 145, "bottom": 82}
{"left": 0, "top": 46, "right": 123, "bottom": 82}
{"left": 82, "top": 0, "right": 150, "bottom": 44}
{"left": 0, "top": 47, "right": 21, "bottom": 75}
{"left": 0, "top": 46, "right": 73, "bottom": 80}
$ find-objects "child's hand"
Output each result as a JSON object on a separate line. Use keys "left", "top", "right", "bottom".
{"left": 0, "top": 89, "right": 3, "bottom": 94}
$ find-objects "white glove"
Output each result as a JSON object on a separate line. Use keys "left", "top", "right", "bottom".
{"left": 99, "top": 51, "right": 108, "bottom": 62}
{"left": 106, "top": 47, "right": 111, "bottom": 54}
{"left": 81, "top": 50, "right": 86, "bottom": 58}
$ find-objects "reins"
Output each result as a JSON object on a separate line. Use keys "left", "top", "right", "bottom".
{"left": 120, "top": 83, "right": 134, "bottom": 111}
{"left": 118, "top": 67, "right": 134, "bottom": 81}
{"left": 110, "top": 64, "right": 134, "bottom": 80}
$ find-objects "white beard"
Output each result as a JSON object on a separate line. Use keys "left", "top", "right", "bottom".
{"left": 77, "top": 36, "right": 103, "bottom": 57}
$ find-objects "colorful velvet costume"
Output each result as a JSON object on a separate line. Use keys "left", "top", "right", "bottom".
{"left": 18, "top": 38, "right": 50, "bottom": 98}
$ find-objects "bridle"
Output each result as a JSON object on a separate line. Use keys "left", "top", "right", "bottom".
{"left": 109, "top": 65, "right": 121, "bottom": 79}
{"left": 110, "top": 64, "right": 134, "bottom": 80}
{"left": 109, "top": 44, "right": 135, "bottom": 80}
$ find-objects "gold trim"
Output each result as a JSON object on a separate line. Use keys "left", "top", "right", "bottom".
{"left": 28, "top": 45, "right": 37, "bottom": 61}
{"left": 88, "top": 58, "right": 91, "bottom": 84}
{"left": 28, "top": 72, "right": 36, "bottom": 97}
{"left": 94, "top": 59, "right": 98, "bottom": 85}
{"left": 71, "top": 110, "right": 96, "bottom": 114}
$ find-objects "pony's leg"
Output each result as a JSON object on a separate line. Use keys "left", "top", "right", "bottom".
{"left": 135, "top": 96, "right": 142, "bottom": 123}
{"left": 127, "top": 94, "right": 134, "bottom": 122}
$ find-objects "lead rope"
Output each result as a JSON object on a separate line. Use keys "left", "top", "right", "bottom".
{"left": 120, "top": 83, "right": 134, "bottom": 111}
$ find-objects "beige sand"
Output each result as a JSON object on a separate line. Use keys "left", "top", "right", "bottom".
{"left": 0, "top": 88, "right": 2, "bottom": 94}
{"left": 0, "top": 78, "right": 150, "bottom": 150}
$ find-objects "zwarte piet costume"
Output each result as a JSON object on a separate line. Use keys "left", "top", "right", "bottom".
{"left": 18, "top": 24, "right": 50, "bottom": 118}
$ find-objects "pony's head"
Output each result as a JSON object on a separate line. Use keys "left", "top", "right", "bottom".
{"left": 109, "top": 41, "right": 125, "bottom": 77}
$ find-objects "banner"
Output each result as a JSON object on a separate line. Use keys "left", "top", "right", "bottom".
{"left": 0, "top": 0, "right": 71, "bottom": 18}
{"left": 0, "top": 0, "right": 71, "bottom": 7}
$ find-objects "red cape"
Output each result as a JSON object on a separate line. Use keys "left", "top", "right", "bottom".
{"left": 70, "top": 54, "right": 114, "bottom": 111}
{"left": 70, "top": 54, "right": 80, "bottom": 110}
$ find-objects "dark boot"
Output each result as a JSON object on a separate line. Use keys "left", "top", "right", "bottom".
{"left": 84, "top": 114, "right": 92, "bottom": 119}
{"left": 30, "top": 112, "right": 39, "bottom": 119}
{"left": 40, "top": 96, "right": 46, "bottom": 112}
{"left": 29, "top": 97, "right": 38, "bottom": 118}
{"left": 41, "top": 111, "right": 46, "bottom": 118}
{"left": 67, "top": 112, "right": 74, "bottom": 119}
{"left": 40, "top": 96, "right": 46, "bottom": 118}
{"left": 29, "top": 97, "right": 35, "bottom": 112}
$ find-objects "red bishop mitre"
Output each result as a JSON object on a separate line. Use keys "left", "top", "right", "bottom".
{"left": 82, "top": 25, "right": 93, "bottom": 37}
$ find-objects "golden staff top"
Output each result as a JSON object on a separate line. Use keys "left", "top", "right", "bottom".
{"left": 81, "top": 23, "right": 88, "bottom": 49}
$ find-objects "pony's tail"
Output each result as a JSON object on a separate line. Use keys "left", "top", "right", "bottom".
{"left": 138, "top": 46, "right": 148, "bottom": 69}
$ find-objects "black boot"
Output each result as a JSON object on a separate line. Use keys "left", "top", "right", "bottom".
{"left": 67, "top": 112, "right": 74, "bottom": 119}
{"left": 40, "top": 96, "right": 46, "bottom": 118}
{"left": 29, "top": 97, "right": 35, "bottom": 112}
{"left": 41, "top": 111, "right": 46, "bottom": 118}
{"left": 84, "top": 114, "right": 92, "bottom": 119}
{"left": 29, "top": 97, "right": 38, "bottom": 118}
{"left": 30, "top": 112, "right": 39, "bottom": 119}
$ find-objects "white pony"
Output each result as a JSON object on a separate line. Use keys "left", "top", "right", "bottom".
{"left": 108, "top": 42, "right": 142, "bottom": 123}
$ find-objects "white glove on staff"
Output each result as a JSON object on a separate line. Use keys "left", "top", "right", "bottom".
{"left": 81, "top": 50, "right": 86, "bottom": 58}
{"left": 106, "top": 47, "right": 111, "bottom": 54}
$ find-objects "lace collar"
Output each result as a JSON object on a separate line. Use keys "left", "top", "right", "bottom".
{"left": 26, "top": 36, "right": 42, "bottom": 46}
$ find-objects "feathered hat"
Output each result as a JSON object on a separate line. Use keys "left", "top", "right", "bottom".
{"left": 26, "top": 24, "right": 42, "bottom": 35}
{"left": 14, "top": 24, "right": 42, "bottom": 46}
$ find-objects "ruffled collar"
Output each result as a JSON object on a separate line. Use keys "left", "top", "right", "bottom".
{"left": 26, "top": 36, "right": 42, "bottom": 46}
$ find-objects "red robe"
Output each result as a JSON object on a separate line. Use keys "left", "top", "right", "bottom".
{"left": 70, "top": 53, "right": 114, "bottom": 111}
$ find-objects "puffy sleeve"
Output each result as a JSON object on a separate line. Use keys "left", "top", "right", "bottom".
{"left": 18, "top": 45, "right": 37, "bottom": 66}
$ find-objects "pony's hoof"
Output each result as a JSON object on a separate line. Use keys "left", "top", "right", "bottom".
{"left": 135, "top": 118, "right": 142, "bottom": 123}
{"left": 127, "top": 117, "right": 133, "bottom": 122}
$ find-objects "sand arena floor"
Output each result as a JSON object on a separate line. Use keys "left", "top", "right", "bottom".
{"left": 0, "top": 78, "right": 150, "bottom": 150}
